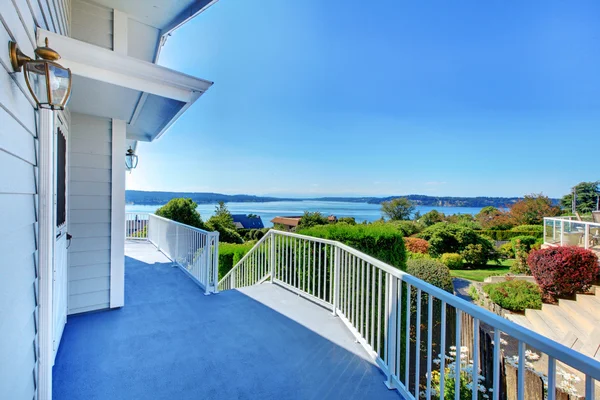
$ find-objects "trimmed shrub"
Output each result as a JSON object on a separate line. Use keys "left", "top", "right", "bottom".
{"left": 298, "top": 223, "right": 407, "bottom": 269}
{"left": 511, "top": 225, "right": 544, "bottom": 234}
{"left": 386, "top": 220, "right": 421, "bottom": 236}
{"left": 418, "top": 223, "right": 496, "bottom": 265}
{"left": 218, "top": 242, "right": 254, "bottom": 279}
{"left": 406, "top": 259, "right": 454, "bottom": 293}
{"left": 528, "top": 247, "right": 599, "bottom": 300}
{"left": 479, "top": 230, "right": 543, "bottom": 240}
{"left": 498, "top": 242, "right": 514, "bottom": 259}
{"left": 482, "top": 280, "right": 542, "bottom": 311}
{"left": 510, "top": 235, "right": 538, "bottom": 253}
{"left": 407, "top": 251, "right": 432, "bottom": 261}
{"left": 440, "top": 253, "right": 463, "bottom": 270}
{"left": 404, "top": 237, "right": 429, "bottom": 254}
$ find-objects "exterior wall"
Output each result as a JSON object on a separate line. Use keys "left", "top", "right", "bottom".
{"left": 71, "top": 0, "right": 112, "bottom": 49}
{"left": 68, "top": 113, "right": 112, "bottom": 314}
{"left": 0, "top": 0, "right": 69, "bottom": 399}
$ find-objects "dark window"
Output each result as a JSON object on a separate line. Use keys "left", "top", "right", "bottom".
{"left": 56, "top": 128, "right": 66, "bottom": 227}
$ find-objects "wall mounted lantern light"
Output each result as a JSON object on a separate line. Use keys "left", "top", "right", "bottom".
{"left": 125, "top": 147, "right": 138, "bottom": 170}
{"left": 9, "top": 38, "right": 72, "bottom": 110}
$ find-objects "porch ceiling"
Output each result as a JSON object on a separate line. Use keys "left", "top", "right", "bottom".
{"left": 37, "top": 29, "right": 213, "bottom": 142}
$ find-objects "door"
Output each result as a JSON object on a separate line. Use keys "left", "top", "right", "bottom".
{"left": 53, "top": 115, "right": 69, "bottom": 362}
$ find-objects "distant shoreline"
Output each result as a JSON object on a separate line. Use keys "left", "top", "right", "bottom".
{"left": 126, "top": 190, "right": 558, "bottom": 209}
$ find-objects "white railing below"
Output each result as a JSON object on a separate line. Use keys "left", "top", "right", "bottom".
{"left": 125, "top": 212, "right": 150, "bottom": 240}
{"left": 544, "top": 217, "right": 600, "bottom": 250}
{"left": 147, "top": 214, "right": 220, "bottom": 294}
{"left": 219, "top": 229, "right": 600, "bottom": 400}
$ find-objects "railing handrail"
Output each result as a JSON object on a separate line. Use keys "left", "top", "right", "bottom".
{"left": 544, "top": 216, "right": 600, "bottom": 226}
{"left": 149, "top": 213, "right": 218, "bottom": 236}
{"left": 221, "top": 228, "right": 600, "bottom": 381}
{"left": 218, "top": 233, "right": 272, "bottom": 283}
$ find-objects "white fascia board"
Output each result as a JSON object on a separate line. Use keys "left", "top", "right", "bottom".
{"left": 37, "top": 29, "right": 213, "bottom": 102}
{"left": 155, "top": 0, "right": 219, "bottom": 62}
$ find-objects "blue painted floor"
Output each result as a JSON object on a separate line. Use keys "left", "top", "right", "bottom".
{"left": 53, "top": 241, "right": 401, "bottom": 400}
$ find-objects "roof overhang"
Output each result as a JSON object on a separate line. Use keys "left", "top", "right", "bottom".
{"left": 37, "top": 29, "right": 213, "bottom": 142}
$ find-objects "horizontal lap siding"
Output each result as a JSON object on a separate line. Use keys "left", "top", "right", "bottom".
{"left": 71, "top": 0, "right": 112, "bottom": 49}
{"left": 68, "top": 113, "right": 112, "bottom": 314}
{"left": 0, "top": 0, "right": 44, "bottom": 396}
{"left": 1, "top": 0, "right": 68, "bottom": 398}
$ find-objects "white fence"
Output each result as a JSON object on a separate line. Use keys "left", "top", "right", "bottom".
{"left": 544, "top": 217, "right": 600, "bottom": 250}
{"left": 147, "top": 214, "right": 220, "bottom": 294}
{"left": 219, "top": 230, "right": 600, "bottom": 400}
{"left": 125, "top": 212, "right": 149, "bottom": 240}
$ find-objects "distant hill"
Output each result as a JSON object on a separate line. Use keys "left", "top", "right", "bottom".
{"left": 126, "top": 190, "right": 558, "bottom": 208}
{"left": 126, "top": 190, "right": 301, "bottom": 205}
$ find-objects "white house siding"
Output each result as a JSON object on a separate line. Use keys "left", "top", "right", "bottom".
{"left": 71, "top": 0, "right": 112, "bottom": 49}
{"left": 68, "top": 113, "right": 112, "bottom": 314}
{"left": 0, "top": 0, "right": 68, "bottom": 398}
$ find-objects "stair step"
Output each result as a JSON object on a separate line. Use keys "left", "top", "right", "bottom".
{"left": 524, "top": 309, "right": 563, "bottom": 341}
{"left": 541, "top": 304, "right": 589, "bottom": 340}
{"left": 506, "top": 314, "right": 536, "bottom": 333}
{"left": 575, "top": 294, "right": 600, "bottom": 315}
{"left": 558, "top": 299, "right": 598, "bottom": 334}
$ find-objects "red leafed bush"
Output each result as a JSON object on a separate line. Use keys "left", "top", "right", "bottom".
{"left": 404, "top": 237, "right": 429, "bottom": 254}
{"left": 528, "top": 246, "right": 599, "bottom": 300}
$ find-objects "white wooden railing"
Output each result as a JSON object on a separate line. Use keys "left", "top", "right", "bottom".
{"left": 544, "top": 217, "right": 600, "bottom": 250}
{"left": 125, "top": 212, "right": 150, "bottom": 239}
{"left": 148, "top": 214, "right": 220, "bottom": 294}
{"left": 219, "top": 230, "right": 600, "bottom": 400}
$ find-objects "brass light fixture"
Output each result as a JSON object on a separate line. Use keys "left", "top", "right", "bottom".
{"left": 125, "top": 147, "right": 139, "bottom": 170}
{"left": 9, "top": 38, "right": 72, "bottom": 110}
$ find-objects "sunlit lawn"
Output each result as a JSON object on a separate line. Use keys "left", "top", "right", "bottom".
{"left": 450, "top": 259, "right": 513, "bottom": 282}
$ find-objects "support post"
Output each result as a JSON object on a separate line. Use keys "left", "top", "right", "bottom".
{"left": 270, "top": 232, "right": 276, "bottom": 282}
{"left": 560, "top": 220, "right": 565, "bottom": 246}
{"left": 38, "top": 109, "right": 54, "bottom": 400}
{"left": 212, "top": 233, "right": 219, "bottom": 293}
{"left": 332, "top": 246, "right": 341, "bottom": 316}
{"left": 384, "top": 276, "right": 398, "bottom": 389}
{"left": 585, "top": 224, "right": 589, "bottom": 250}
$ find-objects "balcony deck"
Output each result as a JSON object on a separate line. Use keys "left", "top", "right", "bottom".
{"left": 53, "top": 241, "right": 401, "bottom": 400}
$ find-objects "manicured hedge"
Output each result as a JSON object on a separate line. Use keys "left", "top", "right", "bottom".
{"left": 406, "top": 259, "right": 454, "bottom": 293}
{"left": 298, "top": 223, "right": 407, "bottom": 269}
{"left": 528, "top": 246, "right": 599, "bottom": 300}
{"left": 483, "top": 280, "right": 542, "bottom": 311}
{"left": 218, "top": 242, "right": 254, "bottom": 279}
{"left": 479, "top": 229, "right": 543, "bottom": 240}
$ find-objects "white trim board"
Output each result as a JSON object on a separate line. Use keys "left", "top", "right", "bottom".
{"left": 36, "top": 29, "right": 213, "bottom": 102}
{"left": 110, "top": 119, "right": 125, "bottom": 308}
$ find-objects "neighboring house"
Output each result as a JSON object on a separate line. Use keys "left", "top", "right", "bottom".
{"left": 232, "top": 214, "right": 264, "bottom": 229}
{"left": 271, "top": 216, "right": 303, "bottom": 231}
{"left": 0, "top": 1, "right": 217, "bottom": 398}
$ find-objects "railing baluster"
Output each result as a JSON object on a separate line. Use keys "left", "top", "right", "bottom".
{"left": 405, "top": 284, "right": 411, "bottom": 391}
{"left": 377, "top": 268, "right": 382, "bottom": 357}
{"left": 517, "top": 341, "right": 525, "bottom": 400}
{"left": 426, "top": 294, "right": 433, "bottom": 400}
{"left": 492, "top": 329, "right": 500, "bottom": 400}
{"left": 415, "top": 288, "right": 422, "bottom": 400}
{"left": 440, "top": 301, "right": 447, "bottom": 400}
{"left": 455, "top": 309, "right": 461, "bottom": 400}
{"left": 318, "top": 242, "right": 322, "bottom": 299}
{"left": 361, "top": 259, "right": 365, "bottom": 337}
{"left": 365, "top": 262, "right": 370, "bottom": 343}
{"left": 472, "top": 318, "right": 479, "bottom": 400}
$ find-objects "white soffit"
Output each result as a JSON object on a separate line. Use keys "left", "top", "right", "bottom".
{"left": 37, "top": 29, "right": 213, "bottom": 141}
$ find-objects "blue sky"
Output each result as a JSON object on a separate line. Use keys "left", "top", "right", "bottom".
{"left": 126, "top": 0, "right": 600, "bottom": 198}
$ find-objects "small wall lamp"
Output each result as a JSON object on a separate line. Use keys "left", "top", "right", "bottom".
{"left": 125, "top": 147, "right": 138, "bottom": 170}
{"left": 9, "top": 38, "right": 72, "bottom": 110}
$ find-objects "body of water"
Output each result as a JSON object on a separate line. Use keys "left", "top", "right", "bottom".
{"left": 126, "top": 200, "right": 482, "bottom": 228}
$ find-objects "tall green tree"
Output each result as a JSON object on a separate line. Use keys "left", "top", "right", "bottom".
{"left": 509, "top": 193, "right": 560, "bottom": 225}
{"left": 155, "top": 198, "right": 205, "bottom": 229}
{"left": 381, "top": 197, "right": 415, "bottom": 221}
{"left": 419, "top": 209, "right": 445, "bottom": 226}
{"left": 299, "top": 211, "right": 329, "bottom": 228}
{"left": 209, "top": 201, "right": 236, "bottom": 230}
{"left": 560, "top": 181, "right": 600, "bottom": 214}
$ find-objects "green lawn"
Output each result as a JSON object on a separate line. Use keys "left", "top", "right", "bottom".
{"left": 450, "top": 259, "right": 513, "bottom": 282}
